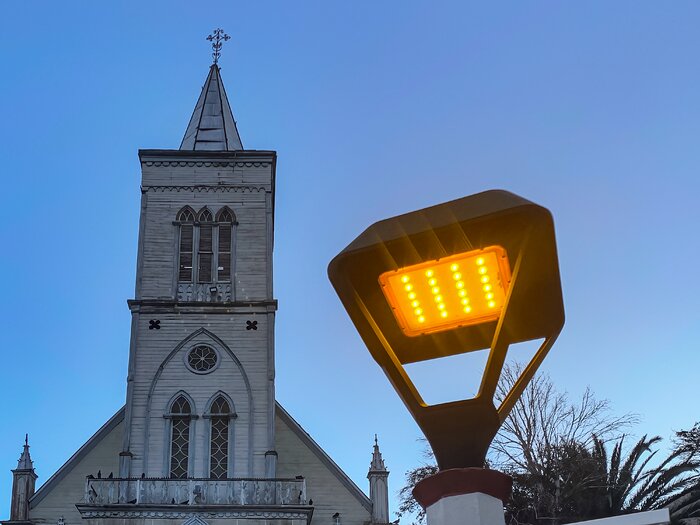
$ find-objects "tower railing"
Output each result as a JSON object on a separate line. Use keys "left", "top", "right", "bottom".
{"left": 83, "top": 477, "right": 307, "bottom": 506}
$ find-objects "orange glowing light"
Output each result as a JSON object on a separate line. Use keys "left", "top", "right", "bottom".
{"left": 379, "top": 246, "right": 511, "bottom": 336}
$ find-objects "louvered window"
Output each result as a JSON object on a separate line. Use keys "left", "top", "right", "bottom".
{"left": 169, "top": 396, "right": 192, "bottom": 479}
{"left": 177, "top": 206, "right": 235, "bottom": 286}
{"left": 217, "top": 208, "right": 234, "bottom": 282}
{"left": 209, "top": 396, "right": 231, "bottom": 479}
{"left": 198, "top": 225, "right": 213, "bottom": 282}
{"left": 177, "top": 208, "right": 195, "bottom": 282}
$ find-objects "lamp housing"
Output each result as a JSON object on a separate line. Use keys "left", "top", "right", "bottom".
{"left": 328, "top": 190, "right": 564, "bottom": 469}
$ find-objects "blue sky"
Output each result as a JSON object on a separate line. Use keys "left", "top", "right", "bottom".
{"left": 2, "top": 0, "right": 700, "bottom": 520}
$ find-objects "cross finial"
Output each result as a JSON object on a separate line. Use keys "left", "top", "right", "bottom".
{"left": 207, "top": 28, "right": 231, "bottom": 65}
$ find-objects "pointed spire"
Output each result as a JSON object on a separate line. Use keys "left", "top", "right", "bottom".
{"left": 369, "top": 434, "right": 387, "bottom": 472}
{"left": 368, "top": 435, "right": 390, "bottom": 525}
{"left": 180, "top": 64, "right": 243, "bottom": 151}
{"left": 16, "top": 434, "right": 33, "bottom": 471}
{"left": 9, "top": 435, "right": 37, "bottom": 522}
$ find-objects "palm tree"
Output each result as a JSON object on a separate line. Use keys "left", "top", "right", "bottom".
{"left": 586, "top": 435, "right": 700, "bottom": 520}
{"left": 506, "top": 434, "right": 700, "bottom": 525}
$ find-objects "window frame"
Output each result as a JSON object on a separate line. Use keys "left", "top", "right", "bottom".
{"left": 175, "top": 206, "right": 236, "bottom": 288}
{"left": 176, "top": 207, "right": 196, "bottom": 283}
{"left": 163, "top": 392, "right": 198, "bottom": 479}
{"left": 204, "top": 392, "right": 236, "bottom": 479}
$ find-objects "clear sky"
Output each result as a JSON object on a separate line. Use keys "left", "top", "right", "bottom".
{"left": 1, "top": 1, "right": 700, "bottom": 520}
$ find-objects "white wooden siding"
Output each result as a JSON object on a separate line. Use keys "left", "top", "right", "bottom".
{"left": 29, "top": 420, "right": 122, "bottom": 525}
{"left": 276, "top": 414, "right": 372, "bottom": 525}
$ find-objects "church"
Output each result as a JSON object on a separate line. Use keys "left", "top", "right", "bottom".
{"left": 2, "top": 37, "right": 390, "bottom": 525}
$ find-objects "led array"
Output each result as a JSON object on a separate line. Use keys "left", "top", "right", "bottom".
{"left": 379, "top": 246, "right": 512, "bottom": 336}
{"left": 451, "top": 262, "right": 472, "bottom": 315}
{"left": 400, "top": 275, "right": 425, "bottom": 324}
{"left": 476, "top": 257, "right": 496, "bottom": 308}
{"left": 425, "top": 269, "right": 448, "bottom": 320}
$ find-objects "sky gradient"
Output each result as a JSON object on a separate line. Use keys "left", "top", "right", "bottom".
{"left": 1, "top": 1, "right": 700, "bottom": 520}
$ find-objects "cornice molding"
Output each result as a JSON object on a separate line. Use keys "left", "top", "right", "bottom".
{"left": 76, "top": 505, "right": 313, "bottom": 521}
{"left": 138, "top": 148, "right": 276, "bottom": 159}
{"left": 142, "top": 185, "right": 268, "bottom": 193}
{"left": 142, "top": 161, "right": 271, "bottom": 168}
{"left": 127, "top": 299, "right": 278, "bottom": 314}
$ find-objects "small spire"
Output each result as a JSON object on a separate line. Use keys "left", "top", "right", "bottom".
{"left": 369, "top": 435, "right": 387, "bottom": 472}
{"left": 16, "top": 434, "right": 34, "bottom": 470}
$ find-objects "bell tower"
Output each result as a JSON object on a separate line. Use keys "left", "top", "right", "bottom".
{"left": 118, "top": 45, "right": 278, "bottom": 480}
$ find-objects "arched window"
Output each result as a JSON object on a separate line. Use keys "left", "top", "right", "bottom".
{"left": 216, "top": 207, "right": 235, "bottom": 282}
{"left": 177, "top": 207, "right": 196, "bottom": 282}
{"left": 169, "top": 395, "right": 192, "bottom": 479}
{"left": 208, "top": 395, "right": 232, "bottom": 479}
{"left": 176, "top": 206, "right": 236, "bottom": 286}
{"left": 198, "top": 208, "right": 213, "bottom": 222}
{"left": 177, "top": 207, "right": 196, "bottom": 222}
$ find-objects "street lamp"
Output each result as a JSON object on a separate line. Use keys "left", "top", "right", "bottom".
{"left": 328, "top": 190, "right": 564, "bottom": 473}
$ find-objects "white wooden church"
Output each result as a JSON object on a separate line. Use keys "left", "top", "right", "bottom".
{"left": 2, "top": 44, "right": 390, "bottom": 525}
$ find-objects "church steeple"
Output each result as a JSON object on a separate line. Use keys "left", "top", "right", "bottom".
{"left": 180, "top": 64, "right": 243, "bottom": 151}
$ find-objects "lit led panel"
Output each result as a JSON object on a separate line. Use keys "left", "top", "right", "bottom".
{"left": 379, "top": 246, "right": 512, "bottom": 336}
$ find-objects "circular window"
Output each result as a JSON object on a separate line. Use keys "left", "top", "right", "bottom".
{"left": 187, "top": 345, "right": 218, "bottom": 373}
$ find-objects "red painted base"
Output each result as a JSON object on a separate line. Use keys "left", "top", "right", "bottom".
{"left": 412, "top": 468, "right": 513, "bottom": 508}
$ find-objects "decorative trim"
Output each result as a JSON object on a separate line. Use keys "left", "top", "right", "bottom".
{"left": 76, "top": 505, "right": 313, "bottom": 521}
{"left": 142, "top": 186, "right": 268, "bottom": 193}
{"left": 275, "top": 403, "right": 373, "bottom": 512}
{"left": 29, "top": 407, "right": 126, "bottom": 508}
{"left": 177, "top": 283, "right": 233, "bottom": 303}
{"left": 127, "top": 299, "right": 278, "bottom": 314}
{"left": 183, "top": 516, "right": 208, "bottom": 525}
{"left": 138, "top": 148, "right": 275, "bottom": 157}
{"left": 143, "top": 161, "right": 270, "bottom": 168}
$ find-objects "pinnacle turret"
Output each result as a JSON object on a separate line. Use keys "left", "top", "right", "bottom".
{"left": 16, "top": 435, "right": 33, "bottom": 471}
{"left": 6, "top": 434, "right": 37, "bottom": 523}
{"left": 369, "top": 434, "right": 387, "bottom": 473}
{"left": 367, "top": 436, "right": 390, "bottom": 525}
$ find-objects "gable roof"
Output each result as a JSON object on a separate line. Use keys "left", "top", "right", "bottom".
{"left": 29, "top": 406, "right": 125, "bottom": 508}
{"left": 28, "top": 404, "right": 372, "bottom": 513}
{"left": 180, "top": 64, "right": 243, "bottom": 151}
{"left": 276, "top": 402, "right": 372, "bottom": 512}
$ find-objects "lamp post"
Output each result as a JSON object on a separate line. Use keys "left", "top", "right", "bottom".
{"left": 328, "top": 190, "right": 565, "bottom": 525}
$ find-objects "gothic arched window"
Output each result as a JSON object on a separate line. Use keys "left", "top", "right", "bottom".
{"left": 169, "top": 395, "right": 192, "bottom": 479}
{"left": 215, "top": 207, "right": 235, "bottom": 283}
{"left": 198, "top": 208, "right": 213, "bottom": 222}
{"left": 208, "top": 395, "right": 232, "bottom": 479}
{"left": 177, "top": 207, "right": 196, "bottom": 282}
{"left": 176, "top": 206, "right": 236, "bottom": 286}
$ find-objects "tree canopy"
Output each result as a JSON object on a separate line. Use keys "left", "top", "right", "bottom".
{"left": 397, "top": 365, "right": 700, "bottom": 525}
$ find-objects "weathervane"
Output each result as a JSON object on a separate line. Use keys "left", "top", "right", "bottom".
{"left": 207, "top": 28, "right": 230, "bottom": 65}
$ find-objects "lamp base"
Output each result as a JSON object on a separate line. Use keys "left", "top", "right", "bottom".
{"left": 413, "top": 468, "right": 512, "bottom": 525}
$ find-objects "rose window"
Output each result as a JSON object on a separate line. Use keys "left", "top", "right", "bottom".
{"left": 187, "top": 346, "right": 218, "bottom": 372}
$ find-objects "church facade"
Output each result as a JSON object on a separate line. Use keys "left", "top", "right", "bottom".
{"left": 2, "top": 61, "right": 390, "bottom": 525}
